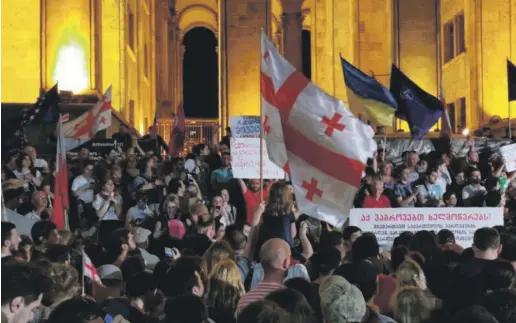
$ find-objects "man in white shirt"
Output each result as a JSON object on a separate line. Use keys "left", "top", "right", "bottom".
{"left": 71, "top": 163, "right": 95, "bottom": 204}
{"left": 71, "top": 162, "right": 96, "bottom": 226}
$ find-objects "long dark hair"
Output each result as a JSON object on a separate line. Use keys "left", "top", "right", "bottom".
{"left": 264, "top": 181, "right": 293, "bottom": 216}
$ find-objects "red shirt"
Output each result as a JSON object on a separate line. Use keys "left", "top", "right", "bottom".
{"left": 244, "top": 188, "right": 269, "bottom": 225}
{"left": 363, "top": 195, "right": 390, "bottom": 208}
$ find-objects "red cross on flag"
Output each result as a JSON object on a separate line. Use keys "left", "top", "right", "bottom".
{"left": 82, "top": 250, "right": 103, "bottom": 286}
{"left": 62, "top": 86, "right": 113, "bottom": 151}
{"left": 260, "top": 30, "right": 377, "bottom": 227}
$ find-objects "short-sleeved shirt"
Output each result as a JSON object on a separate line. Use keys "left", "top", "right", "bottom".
{"left": 462, "top": 184, "right": 487, "bottom": 204}
{"left": 236, "top": 281, "right": 284, "bottom": 315}
{"left": 93, "top": 194, "right": 123, "bottom": 221}
{"left": 127, "top": 205, "right": 157, "bottom": 222}
{"left": 244, "top": 189, "right": 269, "bottom": 225}
{"left": 211, "top": 168, "right": 233, "bottom": 184}
{"left": 394, "top": 182, "right": 414, "bottom": 207}
{"left": 362, "top": 195, "right": 391, "bottom": 208}
{"left": 71, "top": 175, "right": 95, "bottom": 203}
{"left": 418, "top": 183, "right": 442, "bottom": 200}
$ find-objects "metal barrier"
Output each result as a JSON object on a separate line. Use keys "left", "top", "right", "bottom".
{"left": 184, "top": 119, "right": 219, "bottom": 151}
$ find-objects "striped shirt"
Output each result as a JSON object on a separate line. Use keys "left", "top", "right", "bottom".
{"left": 236, "top": 281, "right": 284, "bottom": 315}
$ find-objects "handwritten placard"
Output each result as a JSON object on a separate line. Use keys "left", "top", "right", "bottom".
{"left": 500, "top": 143, "right": 516, "bottom": 172}
{"left": 229, "top": 116, "right": 261, "bottom": 138}
{"left": 230, "top": 138, "right": 285, "bottom": 179}
{"left": 349, "top": 207, "right": 504, "bottom": 249}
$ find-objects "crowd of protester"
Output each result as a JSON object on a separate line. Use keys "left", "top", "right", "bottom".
{"left": 1, "top": 125, "right": 516, "bottom": 323}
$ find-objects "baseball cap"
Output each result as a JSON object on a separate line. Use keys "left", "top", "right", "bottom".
{"left": 319, "top": 275, "right": 366, "bottom": 323}
{"left": 133, "top": 227, "right": 152, "bottom": 245}
{"left": 97, "top": 264, "right": 123, "bottom": 281}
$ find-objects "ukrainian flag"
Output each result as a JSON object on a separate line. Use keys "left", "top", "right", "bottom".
{"left": 340, "top": 56, "right": 398, "bottom": 126}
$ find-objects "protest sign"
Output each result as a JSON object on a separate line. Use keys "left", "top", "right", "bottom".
{"left": 230, "top": 137, "right": 284, "bottom": 179}
{"left": 68, "top": 139, "right": 123, "bottom": 161}
{"left": 229, "top": 116, "right": 261, "bottom": 138}
{"left": 349, "top": 207, "right": 504, "bottom": 249}
{"left": 500, "top": 143, "right": 516, "bottom": 172}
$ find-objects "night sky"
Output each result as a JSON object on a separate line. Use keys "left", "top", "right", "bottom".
{"left": 183, "top": 27, "right": 218, "bottom": 118}
{"left": 182, "top": 28, "right": 311, "bottom": 119}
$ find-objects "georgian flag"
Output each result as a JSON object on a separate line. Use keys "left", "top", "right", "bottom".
{"left": 62, "top": 86, "right": 113, "bottom": 151}
{"left": 260, "top": 30, "right": 377, "bottom": 227}
{"left": 83, "top": 251, "right": 103, "bottom": 286}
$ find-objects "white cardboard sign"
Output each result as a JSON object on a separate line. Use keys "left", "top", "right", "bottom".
{"left": 500, "top": 143, "right": 516, "bottom": 172}
{"left": 230, "top": 137, "right": 284, "bottom": 179}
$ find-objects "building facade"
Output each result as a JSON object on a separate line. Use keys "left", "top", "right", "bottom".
{"left": 2, "top": 0, "right": 516, "bottom": 136}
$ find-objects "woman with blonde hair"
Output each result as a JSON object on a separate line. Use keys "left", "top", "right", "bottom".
{"left": 203, "top": 240, "right": 235, "bottom": 274}
{"left": 205, "top": 259, "right": 245, "bottom": 323}
{"left": 395, "top": 260, "right": 427, "bottom": 290}
{"left": 391, "top": 287, "right": 433, "bottom": 323}
{"left": 394, "top": 260, "right": 441, "bottom": 310}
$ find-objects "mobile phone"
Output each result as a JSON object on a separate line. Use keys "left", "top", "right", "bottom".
{"left": 104, "top": 314, "right": 113, "bottom": 323}
{"left": 164, "top": 247, "right": 174, "bottom": 258}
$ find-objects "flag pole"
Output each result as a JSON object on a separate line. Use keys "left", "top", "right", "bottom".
{"left": 259, "top": 29, "right": 264, "bottom": 202}
{"left": 81, "top": 250, "right": 86, "bottom": 296}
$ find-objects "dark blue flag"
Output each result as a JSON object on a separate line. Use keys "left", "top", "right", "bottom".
{"left": 19, "top": 83, "right": 60, "bottom": 128}
{"left": 390, "top": 65, "right": 443, "bottom": 139}
{"left": 509, "top": 59, "right": 516, "bottom": 102}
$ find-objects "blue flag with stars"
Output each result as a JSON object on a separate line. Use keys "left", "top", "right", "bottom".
{"left": 390, "top": 65, "right": 443, "bottom": 140}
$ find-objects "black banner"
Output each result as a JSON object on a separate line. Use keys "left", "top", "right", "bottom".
{"left": 68, "top": 139, "right": 123, "bottom": 161}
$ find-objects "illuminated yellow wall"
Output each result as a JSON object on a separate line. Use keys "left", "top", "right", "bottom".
{"left": 1, "top": 0, "right": 41, "bottom": 102}
{"left": 2, "top": 0, "right": 160, "bottom": 133}
{"left": 442, "top": 0, "right": 516, "bottom": 129}
{"left": 43, "top": 0, "right": 92, "bottom": 93}
{"left": 220, "top": 0, "right": 270, "bottom": 118}
{"left": 101, "top": 0, "right": 125, "bottom": 113}
{"left": 397, "top": 0, "right": 438, "bottom": 131}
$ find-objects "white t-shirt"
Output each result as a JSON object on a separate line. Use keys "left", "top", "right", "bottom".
{"left": 92, "top": 194, "right": 123, "bottom": 221}
{"left": 185, "top": 159, "right": 200, "bottom": 175}
{"left": 127, "top": 205, "right": 157, "bottom": 222}
{"left": 34, "top": 159, "right": 48, "bottom": 170}
{"left": 462, "top": 184, "right": 487, "bottom": 201}
{"left": 71, "top": 175, "right": 95, "bottom": 203}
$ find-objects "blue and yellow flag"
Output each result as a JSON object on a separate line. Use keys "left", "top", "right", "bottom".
{"left": 340, "top": 57, "right": 397, "bottom": 126}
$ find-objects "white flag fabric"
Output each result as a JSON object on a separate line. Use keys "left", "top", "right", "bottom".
{"left": 260, "top": 31, "right": 377, "bottom": 227}
{"left": 62, "top": 86, "right": 113, "bottom": 150}
{"left": 82, "top": 251, "right": 103, "bottom": 286}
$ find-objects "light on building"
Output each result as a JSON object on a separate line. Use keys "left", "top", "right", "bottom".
{"left": 462, "top": 128, "right": 470, "bottom": 136}
{"left": 53, "top": 42, "right": 89, "bottom": 94}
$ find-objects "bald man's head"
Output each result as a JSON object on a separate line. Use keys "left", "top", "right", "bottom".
{"left": 259, "top": 238, "right": 291, "bottom": 272}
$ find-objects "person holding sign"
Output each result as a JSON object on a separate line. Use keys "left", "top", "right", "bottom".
{"left": 238, "top": 179, "right": 270, "bottom": 226}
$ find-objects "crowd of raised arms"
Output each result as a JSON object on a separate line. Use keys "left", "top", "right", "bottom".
{"left": 1, "top": 125, "right": 515, "bottom": 323}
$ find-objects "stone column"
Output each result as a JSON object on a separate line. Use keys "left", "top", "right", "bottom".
{"left": 281, "top": 11, "right": 304, "bottom": 71}
{"left": 167, "top": 13, "right": 179, "bottom": 110}
{"left": 178, "top": 43, "right": 185, "bottom": 108}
